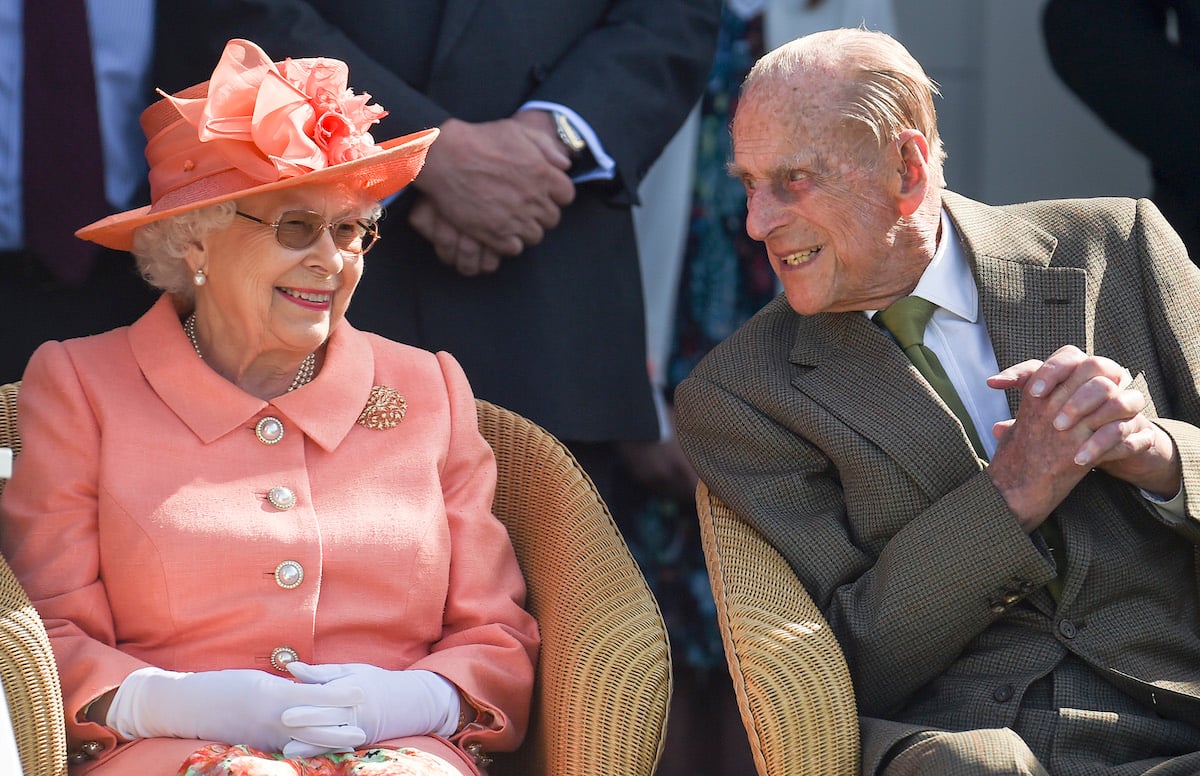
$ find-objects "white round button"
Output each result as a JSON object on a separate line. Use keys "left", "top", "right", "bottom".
{"left": 267, "top": 486, "right": 297, "bottom": 510}
{"left": 270, "top": 646, "right": 299, "bottom": 672}
{"left": 275, "top": 560, "right": 304, "bottom": 589}
{"left": 255, "top": 416, "right": 285, "bottom": 445}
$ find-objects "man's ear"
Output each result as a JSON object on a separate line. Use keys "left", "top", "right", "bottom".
{"left": 893, "top": 129, "right": 930, "bottom": 217}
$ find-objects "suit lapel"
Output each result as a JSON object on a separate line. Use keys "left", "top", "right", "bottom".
{"left": 944, "top": 192, "right": 1089, "bottom": 418}
{"left": 789, "top": 312, "right": 985, "bottom": 500}
{"left": 431, "top": 0, "right": 483, "bottom": 74}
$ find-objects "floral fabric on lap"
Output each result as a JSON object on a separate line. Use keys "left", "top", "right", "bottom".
{"left": 177, "top": 745, "right": 463, "bottom": 776}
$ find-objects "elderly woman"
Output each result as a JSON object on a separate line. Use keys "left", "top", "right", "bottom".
{"left": 0, "top": 39, "right": 538, "bottom": 776}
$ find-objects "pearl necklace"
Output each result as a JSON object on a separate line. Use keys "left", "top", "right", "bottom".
{"left": 184, "top": 313, "right": 316, "bottom": 393}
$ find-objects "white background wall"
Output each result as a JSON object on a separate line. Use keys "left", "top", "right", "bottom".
{"left": 896, "top": 0, "right": 1151, "bottom": 205}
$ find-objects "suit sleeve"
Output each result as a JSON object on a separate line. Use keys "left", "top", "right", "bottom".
{"left": 520, "top": 0, "right": 721, "bottom": 199}
{"left": 0, "top": 343, "right": 147, "bottom": 752}
{"left": 1130, "top": 198, "right": 1200, "bottom": 528}
{"left": 407, "top": 352, "right": 539, "bottom": 753}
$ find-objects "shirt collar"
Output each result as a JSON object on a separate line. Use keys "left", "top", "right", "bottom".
{"left": 909, "top": 208, "right": 979, "bottom": 323}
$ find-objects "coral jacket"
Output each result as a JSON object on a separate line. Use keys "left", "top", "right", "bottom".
{"left": 1, "top": 295, "right": 539, "bottom": 773}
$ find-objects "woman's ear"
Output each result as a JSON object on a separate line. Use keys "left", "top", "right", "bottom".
{"left": 181, "top": 238, "right": 206, "bottom": 275}
{"left": 893, "top": 129, "right": 930, "bottom": 217}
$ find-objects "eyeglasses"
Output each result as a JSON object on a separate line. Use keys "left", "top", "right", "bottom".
{"left": 236, "top": 210, "right": 380, "bottom": 254}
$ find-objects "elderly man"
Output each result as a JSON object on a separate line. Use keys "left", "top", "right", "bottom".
{"left": 676, "top": 28, "right": 1200, "bottom": 775}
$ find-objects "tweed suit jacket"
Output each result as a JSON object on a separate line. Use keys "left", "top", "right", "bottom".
{"left": 676, "top": 191, "right": 1200, "bottom": 770}
{"left": 152, "top": 0, "right": 721, "bottom": 443}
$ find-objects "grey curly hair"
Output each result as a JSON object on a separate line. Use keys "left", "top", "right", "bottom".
{"left": 131, "top": 202, "right": 237, "bottom": 303}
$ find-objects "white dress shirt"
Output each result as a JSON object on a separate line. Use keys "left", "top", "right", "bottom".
{"left": 907, "top": 209, "right": 1010, "bottom": 460}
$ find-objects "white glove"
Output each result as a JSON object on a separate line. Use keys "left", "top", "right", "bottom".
{"left": 106, "top": 666, "right": 368, "bottom": 754}
{"left": 285, "top": 662, "right": 460, "bottom": 757}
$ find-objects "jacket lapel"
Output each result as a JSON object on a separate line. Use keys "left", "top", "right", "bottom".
{"left": 944, "top": 192, "right": 1089, "bottom": 418}
{"left": 431, "top": 0, "right": 483, "bottom": 74}
{"left": 789, "top": 311, "right": 985, "bottom": 500}
{"left": 948, "top": 193, "right": 1094, "bottom": 607}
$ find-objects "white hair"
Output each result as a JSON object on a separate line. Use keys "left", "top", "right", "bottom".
{"left": 131, "top": 202, "right": 237, "bottom": 302}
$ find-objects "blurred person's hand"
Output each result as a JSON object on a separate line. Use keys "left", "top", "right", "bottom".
{"left": 409, "top": 198, "right": 503, "bottom": 276}
{"left": 619, "top": 407, "right": 700, "bottom": 502}
{"left": 413, "top": 117, "right": 575, "bottom": 256}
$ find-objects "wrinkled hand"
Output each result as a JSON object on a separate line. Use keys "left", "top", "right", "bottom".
{"left": 412, "top": 116, "right": 575, "bottom": 256}
{"left": 286, "top": 662, "right": 459, "bottom": 757}
{"left": 105, "top": 666, "right": 366, "bottom": 755}
{"left": 408, "top": 197, "right": 503, "bottom": 276}
{"left": 986, "top": 345, "right": 1179, "bottom": 528}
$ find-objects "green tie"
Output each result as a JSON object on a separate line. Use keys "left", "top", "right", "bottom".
{"left": 874, "top": 297, "right": 986, "bottom": 458}
{"left": 875, "top": 297, "right": 1065, "bottom": 602}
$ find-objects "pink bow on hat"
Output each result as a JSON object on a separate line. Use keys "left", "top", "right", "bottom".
{"left": 163, "top": 38, "right": 388, "bottom": 184}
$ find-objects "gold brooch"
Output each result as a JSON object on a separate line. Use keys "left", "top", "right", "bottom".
{"left": 357, "top": 385, "right": 407, "bottom": 430}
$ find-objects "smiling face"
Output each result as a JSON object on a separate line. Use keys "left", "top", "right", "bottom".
{"left": 186, "top": 183, "right": 375, "bottom": 373}
{"left": 730, "top": 55, "right": 937, "bottom": 315}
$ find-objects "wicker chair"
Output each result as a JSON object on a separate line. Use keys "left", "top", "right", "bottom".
{"left": 0, "top": 381, "right": 671, "bottom": 776}
{"left": 0, "top": 381, "right": 69, "bottom": 776}
{"left": 696, "top": 480, "right": 859, "bottom": 776}
{"left": 474, "top": 399, "right": 672, "bottom": 775}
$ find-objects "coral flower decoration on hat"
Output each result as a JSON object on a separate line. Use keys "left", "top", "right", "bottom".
{"left": 77, "top": 38, "right": 438, "bottom": 251}
{"left": 165, "top": 39, "right": 388, "bottom": 180}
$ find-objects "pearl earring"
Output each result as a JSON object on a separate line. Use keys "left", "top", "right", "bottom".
{"left": 193, "top": 268, "right": 207, "bottom": 287}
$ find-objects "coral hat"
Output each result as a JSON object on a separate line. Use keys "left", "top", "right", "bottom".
{"left": 77, "top": 38, "right": 438, "bottom": 251}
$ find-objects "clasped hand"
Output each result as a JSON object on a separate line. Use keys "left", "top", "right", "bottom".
{"left": 408, "top": 114, "right": 576, "bottom": 276}
{"left": 106, "top": 666, "right": 366, "bottom": 755}
{"left": 986, "top": 345, "right": 1180, "bottom": 529}
{"left": 285, "top": 662, "right": 460, "bottom": 757}
{"left": 107, "top": 663, "right": 460, "bottom": 759}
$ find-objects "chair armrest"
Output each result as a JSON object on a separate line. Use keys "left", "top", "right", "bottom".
{"left": 1, "top": 379, "right": 69, "bottom": 775}
{"left": 0, "top": 553, "right": 68, "bottom": 776}
{"left": 697, "top": 481, "right": 859, "bottom": 776}
{"left": 476, "top": 400, "right": 671, "bottom": 776}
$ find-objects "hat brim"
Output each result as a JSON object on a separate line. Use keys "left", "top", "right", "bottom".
{"left": 76, "top": 127, "right": 439, "bottom": 252}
